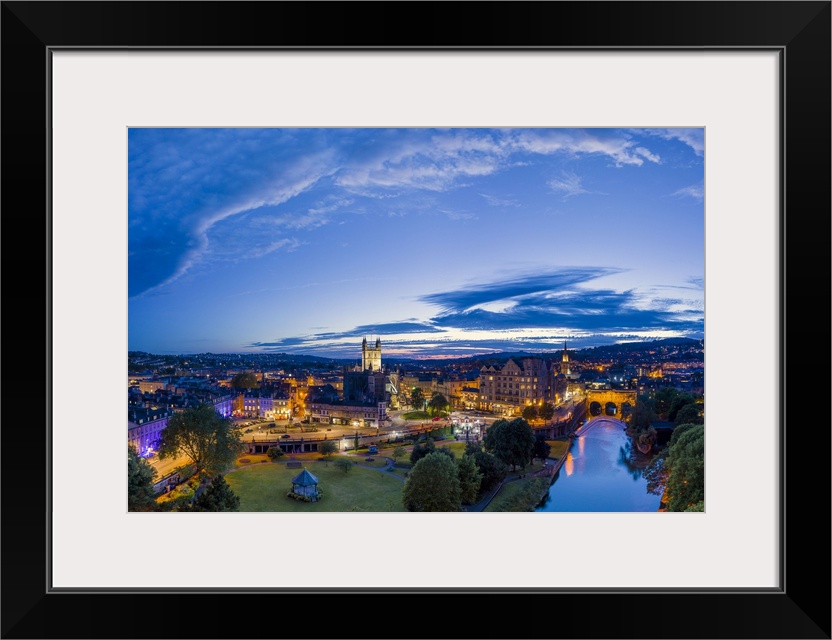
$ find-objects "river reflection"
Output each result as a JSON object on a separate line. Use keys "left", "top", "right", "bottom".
{"left": 536, "top": 418, "right": 662, "bottom": 512}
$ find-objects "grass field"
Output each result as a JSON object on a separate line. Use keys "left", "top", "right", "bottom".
{"left": 402, "top": 411, "right": 431, "bottom": 420}
{"left": 546, "top": 439, "right": 571, "bottom": 459}
{"left": 437, "top": 441, "right": 468, "bottom": 458}
{"left": 483, "top": 462, "right": 549, "bottom": 512}
{"left": 224, "top": 460, "right": 406, "bottom": 512}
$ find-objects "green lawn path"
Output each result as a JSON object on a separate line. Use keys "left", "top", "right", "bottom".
{"left": 224, "top": 460, "right": 406, "bottom": 512}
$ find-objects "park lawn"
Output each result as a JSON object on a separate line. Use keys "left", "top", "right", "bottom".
{"left": 483, "top": 475, "right": 543, "bottom": 512}
{"left": 546, "top": 439, "right": 571, "bottom": 459}
{"left": 402, "top": 411, "right": 430, "bottom": 420}
{"left": 224, "top": 461, "right": 406, "bottom": 512}
{"left": 438, "top": 441, "right": 467, "bottom": 458}
{"left": 234, "top": 454, "right": 270, "bottom": 467}
{"left": 344, "top": 454, "right": 389, "bottom": 468}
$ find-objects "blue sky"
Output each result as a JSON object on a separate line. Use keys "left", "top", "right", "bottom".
{"left": 128, "top": 128, "right": 704, "bottom": 358}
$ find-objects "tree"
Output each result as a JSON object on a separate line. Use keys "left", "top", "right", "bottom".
{"left": 157, "top": 403, "right": 245, "bottom": 480}
{"left": 161, "top": 483, "right": 194, "bottom": 512}
{"left": 631, "top": 402, "right": 657, "bottom": 432}
{"left": 522, "top": 405, "right": 539, "bottom": 422}
{"left": 539, "top": 402, "right": 555, "bottom": 422}
{"left": 410, "top": 387, "right": 425, "bottom": 411}
{"left": 674, "top": 402, "right": 703, "bottom": 425}
{"left": 334, "top": 458, "right": 353, "bottom": 473}
{"left": 457, "top": 454, "right": 483, "bottom": 505}
{"left": 319, "top": 440, "right": 338, "bottom": 458}
{"left": 402, "top": 452, "right": 462, "bottom": 511}
{"left": 410, "top": 437, "right": 436, "bottom": 465}
{"left": 231, "top": 372, "right": 259, "bottom": 389}
{"left": 653, "top": 387, "right": 679, "bottom": 419}
{"left": 642, "top": 422, "right": 704, "bottom": 511}
{"left": 532, "top": 433, "right": 551, "bottom": 463}
{"left": 128, "top": 445, "right": 158, "bottom": 511}
{"left": 427, "top": 392, "right": 449, "bottom": 416}
{"left": 190, "top": 475, "right": 240, "bottom": 511}
{"left": 667, "top": 392, "right": 695, "bottom": 422}
{"left": 392, "top": 446, "right": 406, "bottom": 461}
{"left": 433, "top": 446, "right": 456, "bottom": 463}
{"left": 267, "top": 446, "right": 285, "bottom": 459}
{"left": 629, "top": 401, "right": 658, "bottom": 451}
{"left": 664, "top": 423, "right": 704, "bottom": 511}
{"left": 465, "top": 441, "right": 507, "bottom": 491}
{"left": 483, "top": 417, "right": 535, "bottom": 471}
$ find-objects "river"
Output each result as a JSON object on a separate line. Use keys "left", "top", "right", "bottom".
{"left": 536, "top": 418, "right": 662, "bottom": 512}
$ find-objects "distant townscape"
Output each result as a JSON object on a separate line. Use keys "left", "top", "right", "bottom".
{"left": 128, "top": 336, "right": 705, "bottom": 513}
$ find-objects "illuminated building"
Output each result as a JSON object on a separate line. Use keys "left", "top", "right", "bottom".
{"left": 478, "top": 358, "right": 554, "bottom": 416}
{"left": 361, "top": 337, "right": 382, "bottom": 372}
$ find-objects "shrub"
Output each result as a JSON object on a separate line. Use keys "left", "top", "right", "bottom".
{"left": 266, "top": 446, "right": 284, "bottom": 459}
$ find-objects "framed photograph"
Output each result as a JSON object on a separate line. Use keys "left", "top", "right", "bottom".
{"left": 3, "top": 2, "right": 829, "bottom": 638}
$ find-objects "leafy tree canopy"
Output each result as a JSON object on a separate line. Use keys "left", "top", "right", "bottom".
{"left": 532, "top": 433, "right": 551, "bottom": 463}
{"left": 410, "top": 387, "right": 425, "bottom": 410}
{"left": 392, "top": 446, "right": 406, "bottom": 460}
{"left": 465, "top": 441, "right": 507, "bottom": 491}
{"left": 231, "top": 372, "right": 259, "bottom": 389}
{"left": 190, "top": 475, "right": 240, "bottom": 512}
{"left": 128, "top": 445, "right": 158, "bottom": 511}
{"left": 539, "top": 402, "right": 556, "bottom": 422}
{"left": 665, "top": 423, "right": 704, "bottom": 511}
{"left": 410, "top": 437, "right": 436, "bottom": 465}
{"left": 653, "top": 387, "right": 679, "bottom": 419}
{"left": 157, "top": 403, "right": 244, "bottom": 479}
{"left": 522, "top": 405, "right": 539, "bottom": 422}
{"left": 334, "top": 458, "right": 353, "bottom": 473}
{"left": 428, "top": 393, "right": 449, "bottom": 416}
{"left": 483, "top": 417, "right": 535, "bottom": 471}
{"left": 319, "top": 440, "right": 338, "bottom": 458}
{"left": 403, "top": 452, "right": 462, "bottom": 512}
{"left": 674, "top": 402, "right": 703, "bottom": 426}
{"left": 457, "top": 454, "right": 483, "bottom": 505}
{"left": 667, "top": 393, "right": 695, "bottom": 422}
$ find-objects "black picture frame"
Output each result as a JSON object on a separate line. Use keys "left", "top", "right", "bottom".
{"left": 2, "top": 2, "right": 829, "bottom": 638}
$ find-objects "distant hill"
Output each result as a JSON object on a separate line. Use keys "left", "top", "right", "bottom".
{"left": 129, "top": 337, "right": 702, "bottom": 371}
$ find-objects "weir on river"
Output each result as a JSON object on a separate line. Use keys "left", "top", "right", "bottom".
{"left": 536, "top": 417, "right": 662, "bottom": 512}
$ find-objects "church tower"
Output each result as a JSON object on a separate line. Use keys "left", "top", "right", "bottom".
{"left": 362, "top": 337, "right": 382, "bottom": 372}
{"left": 562, "top": 341, "right": 571, "bottom": 376}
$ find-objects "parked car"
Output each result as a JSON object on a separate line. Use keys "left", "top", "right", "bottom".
{"left": 281, "top": 434, "right": 291, "bottom": 439}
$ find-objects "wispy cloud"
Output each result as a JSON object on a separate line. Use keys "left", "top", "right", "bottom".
{"left": 635, "top": 147, "right": 661, "bottom": 163}
{"left": 480, "top": 193, "right": 520, "bottom": 207}
{"left": 548, "top": 172, "right": 589, "bottom": 198}
{"left": 673, "top": 183, "right": 704, "bottom": 201}
{"left": 640, "top": 128, "right": 705, "bottom": 157}
{"left": 246, "top": 266, "right": 704, "bottom": 358}
{"left": 420, "top": 268, "right": 622, "bottom": 313}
